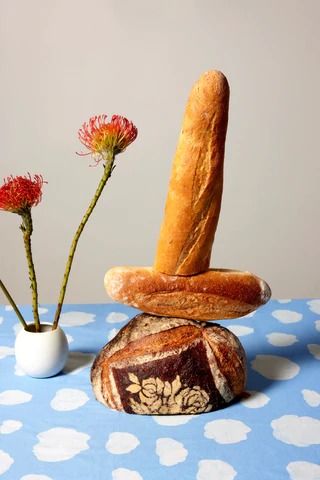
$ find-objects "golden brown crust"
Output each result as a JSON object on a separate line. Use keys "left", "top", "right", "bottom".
{"left": 154, "top": 70, "right": 229, "bottom": 275}
{"left": 204, "top": 328, "right": 247, "bottom": 396}
{"left": 104, "top": 266, "right": 271, "bottom": 321}
{"left": 91, "top": 313, "right": 247, "bottom": 414}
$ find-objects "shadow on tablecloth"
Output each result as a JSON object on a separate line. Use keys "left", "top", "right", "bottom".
{"left": 244, "top": 326, "right": 317, "bottom": 394}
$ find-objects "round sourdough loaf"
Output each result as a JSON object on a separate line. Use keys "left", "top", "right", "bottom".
{"left": 91, "top": 313, "right": 246, "bottom": 414}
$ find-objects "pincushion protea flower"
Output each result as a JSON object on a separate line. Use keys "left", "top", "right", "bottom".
{"left": 0, "top": 174, "right": 46, "bottom": 331}
{"left": 0, "top": 113, "right": 137, "bottom": 334}
{"left": 0, "top": 174, "right": 45, "bottom": 214}
{"left": 78, "top": 114, "right": 138, "bottom": 160}
{"left": 52, "top": 114, "right": 138, "bottom": 328}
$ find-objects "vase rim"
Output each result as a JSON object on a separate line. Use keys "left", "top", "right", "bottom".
{"left": 24, "top": 323, "right": 58, "bottom": 334}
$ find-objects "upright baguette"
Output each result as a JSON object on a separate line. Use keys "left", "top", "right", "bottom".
{"left": 154, "top": 70, "right": 229, "bottom": 275}
{"left": 105, "top": 266, "right": 271, "bottom": 321}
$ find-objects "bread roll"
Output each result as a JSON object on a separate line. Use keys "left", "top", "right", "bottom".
{"left": 91, "top": 313, "right": 246, "bottom": 414}
{"left": 154, "top": 70, "right": 229, "bottom": 275}
{"left": 105, "top": 266, "right": 271, "bottom": 321}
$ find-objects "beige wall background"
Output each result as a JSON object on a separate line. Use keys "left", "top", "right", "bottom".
{"left": 1, "top": 0, "right": 319, "bottom": 306}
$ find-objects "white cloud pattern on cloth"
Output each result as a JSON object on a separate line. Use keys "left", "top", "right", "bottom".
{"left": 307, "top": 344, "right": 320, "bottom": 360}
{"left": 302, "top": 389, "right": 320, "bottom": 407}
{"left": 152, "top": 415, "right": 194, "bottom": 426}
{"left": 227, "top": 325, "right": 254, "bottom": 336}
{"left": 272, "top": 310, "right": 303, "bottom": 323}
{"left": 286, "top": 461, "right": 320, "bottom": 480}
{"left": 240, "top": 391, "right": 270, "bottom": 409}
{"left": 155, "top": 438, "right": 188, "bottom": 466}
{"left": 251, "top": 355, "right": 300, "bottom": 380}
{"left": 204, "top": 419, "right": 251, "bottom": 444}
{"left": 106, "top": 312, "right": 129, "bottom": 324}
{"left": 0, "top": 390, "right": 32, "bottom": 405}
{"left": 59, "top": 312, "right": 96, "bottom": 327}
{"left": 50, "top": 389, "right": 89, "bottom": 411}
{"left": 20, "top": 475, "right": 53, "bottom": 480}
{"left": 197, "top": 460, "right": 237, "bottom": 480}
{"left": 271, "top": 415, "right": 320, "bottom": 447}
{"left": 112, "top": 468, "right": 143, "bottom": 480}
{"left": 33, "top": 428, "right": 90, "bottom": 461}
{"left": 266, "top": 332, "right": 298, "bottom": 347}
{"left": 0, "top": 449, "right": 14, "bottom": 475}
{"left": 106, "top": 432, "right": 140, "bottom": 454}
{"left": 0, "top": 420, "right": 23, "bottom": 434}
{"left": 0, "top": 346, "right": 15, "bottom": 359}
{"left": 307, "top": 300, "right": 320, "bottom": 314}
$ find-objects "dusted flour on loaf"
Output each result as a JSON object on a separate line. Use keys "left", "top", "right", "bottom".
{"left": 91, "top": 313, "right": 247, "bottom": 414}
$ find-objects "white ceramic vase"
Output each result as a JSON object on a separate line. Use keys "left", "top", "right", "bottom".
{"left": 15, "top": 323, "right": 69, "bottom": 378}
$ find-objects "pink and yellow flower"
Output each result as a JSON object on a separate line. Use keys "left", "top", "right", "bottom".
{"left": 78, "top": 114, "right": 138, "bottom": 159}
{"left": 0, "top": 174, "right": 45, "bottom": 214}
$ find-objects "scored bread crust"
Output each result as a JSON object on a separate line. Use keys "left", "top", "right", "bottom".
{"left": 104, "top": 266, "right": 271, "bottom": 321}
{"left": 91, "top": 313, "right": 247, "bottom": 413}
{"left": 154, "top": 70, "right": 229, "bottom": 276}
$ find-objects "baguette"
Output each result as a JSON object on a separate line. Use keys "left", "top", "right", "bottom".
{"left": 154, "top": 70, "right": 229, "bottom": 275}
{"left": 105, "top": 266, "right": 271, "bottom": 321}
{"left": 91, "top": 313, "right": 246, "bottom": 414}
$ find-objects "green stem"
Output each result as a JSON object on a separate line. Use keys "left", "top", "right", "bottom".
{"left": 0, "top": 278, "right": 28, "bottom": 329}
{"left": 20, "top": 209, "right": 41, "bottom": 332}
{"left": 52, "top": 153, "right": 115, "bottom": 329}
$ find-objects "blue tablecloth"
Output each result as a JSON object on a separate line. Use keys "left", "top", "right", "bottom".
{"left": 0, "top": 299, "right": 320, "bottom": 480}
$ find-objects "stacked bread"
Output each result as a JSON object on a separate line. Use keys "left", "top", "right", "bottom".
{"left": 91, "top": 71, "right": 271, "bottom": 415}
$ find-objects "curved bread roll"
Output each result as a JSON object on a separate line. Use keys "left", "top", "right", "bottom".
{"left": 91, "top": 313, "right": 246, "bottom": 414}
{"left": 105, "top": 266, "right": 271, "bottom": 321}
{"left": 154, "top": 70, "right": 229, "bottom": 275}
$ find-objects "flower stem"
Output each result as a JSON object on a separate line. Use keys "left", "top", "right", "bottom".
{"left": 52, "top": 152, "right": 115, "bottom": 329}
{"left": 20, "top": 209, "right": 41, "bottom": 332}
{"left": 0, "top": 279, "right": 28, "bottom": 329}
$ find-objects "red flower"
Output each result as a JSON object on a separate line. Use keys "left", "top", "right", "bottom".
{"left": 78, "top": 114, "right": 138, "bottom": 159}
{"left": 0, "top": 174, "right": 45, "bottom": 214}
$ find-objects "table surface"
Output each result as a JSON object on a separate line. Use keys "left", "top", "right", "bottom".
{"left": 0, "top": 299, "right": 320, "bottom": 480}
